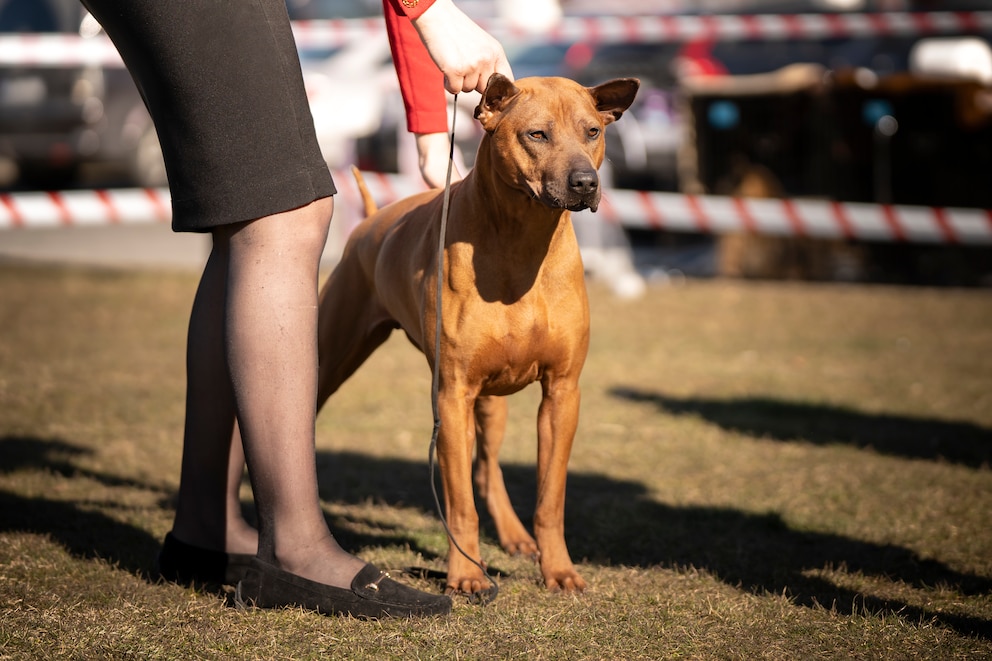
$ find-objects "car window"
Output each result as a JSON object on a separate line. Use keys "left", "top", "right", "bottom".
{"left": 286, "top": 0, "right": 382, "bottom": 20}
{"left": 505, "top": 43, "right": 572, "bottom": 79}
{"left": 0, "top": 0, "right": 83, "bottom": 34}
{"left": 709, "top": 37, "right": 918, "bottom": 77}
{"left": 582, "top": 44, "right": 681, "bottom": 88}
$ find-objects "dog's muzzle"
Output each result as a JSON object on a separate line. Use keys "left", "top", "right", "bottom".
{"left": 548, "top": 167, "right": 601, "bottom": 212}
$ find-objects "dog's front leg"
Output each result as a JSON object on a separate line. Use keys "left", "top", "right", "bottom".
{"left": 534, "top": 378, "right": 586, "bottom": 593}
{"left": 437, "top": 391, "right": 490, "bottom": 596}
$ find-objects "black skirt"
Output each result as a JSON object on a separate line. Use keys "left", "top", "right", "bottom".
{"left": 82, "top": 0, "right": 336, "bottom": 232}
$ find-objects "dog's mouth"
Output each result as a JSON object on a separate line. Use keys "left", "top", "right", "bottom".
{"left": 565, "top": 198, "right": 598, "bottom": 213}
{"left": 535, "top": 185, "right": 601, "bottom": 213}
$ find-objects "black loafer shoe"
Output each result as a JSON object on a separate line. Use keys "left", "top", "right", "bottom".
{"left": 156, "top": 532, "right": 254, "bottom": 586}
{"left": 234, "top": 558, "right": 452, "bottom": 619}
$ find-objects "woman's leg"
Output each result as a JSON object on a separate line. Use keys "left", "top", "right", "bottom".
{"left": 219, "top": 196, "right": 364, "bottom": 589}
{"left": 169, "top": 235, "right": 257, "bottom": 557}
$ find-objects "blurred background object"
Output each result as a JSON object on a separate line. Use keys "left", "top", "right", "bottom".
{"left": 0, "top": 0, "right": 163, "bottom": 189}
{"left": 1, "top": 0, "right": 990, "bottom": 286}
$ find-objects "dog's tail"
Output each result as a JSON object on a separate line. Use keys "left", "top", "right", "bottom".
{"left": 350, "top": 165, "right": 379, "bottom": 217}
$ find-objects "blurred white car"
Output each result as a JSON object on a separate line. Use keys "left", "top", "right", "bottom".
{"left": 298, "top": 34, "right": 396, "bottom": 171}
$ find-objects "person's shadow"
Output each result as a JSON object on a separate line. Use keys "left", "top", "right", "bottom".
{"left": 0, "top": 436, "right": 165, "bottom": 577}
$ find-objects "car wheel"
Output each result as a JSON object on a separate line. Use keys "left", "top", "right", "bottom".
{"left": 19, "top": 162, "right": 79, "bottom": 190}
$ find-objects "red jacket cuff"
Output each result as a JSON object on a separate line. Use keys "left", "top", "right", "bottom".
{"left": 385, "top": 0, "right": 436, "bottom": 21}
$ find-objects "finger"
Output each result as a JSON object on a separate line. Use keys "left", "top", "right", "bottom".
{"left": 495, "top": 53, "right": 514, "bottom": 82}
{"left": 463, "top": 72, "right": 483, "bottom": 94}
{"left": 443, "top": 74, "right": 462, "bottom": 96}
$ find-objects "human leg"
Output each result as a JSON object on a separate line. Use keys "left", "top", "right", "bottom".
{"left": 168, "top": 236, "right": 257, "bottom": 557}
{"left": 218, "top": 196, "right": 363, "bottom": 589}
{"left": 222, "top": 198, "right": 449, "bottom": 617}
{"left": 86, "top": 0, "right": 448, "bottom": 614}
{"left": 163, "top": 195, "right": 363, "bottom": 588}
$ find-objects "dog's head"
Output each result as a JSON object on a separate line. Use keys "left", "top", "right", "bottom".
{"left": 474, "top": 74, "right": 639, "bottom": 212}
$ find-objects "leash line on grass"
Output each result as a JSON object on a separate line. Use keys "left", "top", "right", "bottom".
{"left": 428, "top": 92, "right": 500, "bottom": 606}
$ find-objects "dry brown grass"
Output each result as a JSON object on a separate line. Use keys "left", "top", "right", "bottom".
{"left": 1, "top": 262, "right": 990, "bottom": 659}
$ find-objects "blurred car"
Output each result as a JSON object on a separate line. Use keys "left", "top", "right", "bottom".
{"left": 0, "top": 0, "right": 404, "bottom": 189}
{"left": 286, "top": 0, "right": 487, "bottom": 178}
{"left": 683, "top": 29, "right": 992, "bottom": 200}
{"left": 0, "top": 0, "right": 164, "bottom": 188}
{"left": 274, "top": 0, "right": 482, "bottom": 179}
{"left": 297, "top": 34, "right": 396, "bottom": 172}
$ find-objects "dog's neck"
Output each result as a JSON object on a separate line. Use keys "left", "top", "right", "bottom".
{"left": 468, "top": 134, "right": 572, "bottom": 228}
{"left": 444, "top": 149, "right": 577, "bottom": 305}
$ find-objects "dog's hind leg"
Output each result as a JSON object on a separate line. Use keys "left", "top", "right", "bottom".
{"left": 315, "top": 265, "right": 398, "bottom": 408}
{"left": 473, "top": 396, "right": 539, "bottom": 560}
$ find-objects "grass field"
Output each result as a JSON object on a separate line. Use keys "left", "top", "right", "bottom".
{"left": 1, "top": 261, "right": 990, "bottom": 659}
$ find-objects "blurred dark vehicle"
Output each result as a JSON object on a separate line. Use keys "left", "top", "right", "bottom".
{"left": 0, "top": 0, "right": 164, "bottom": 188}
{"left": 505, "top": 34, "right": 915, "bottom": 193}
{"left": 508, "top": 26, "right": 992, "bottom": 203}
{"left": 685, "top": 36, "right": 992, "bottom": 208}
{"left": 285, "top": 0, "right": 382, "bottom": 19}
{"left": 681, "top": 34, "right": 992, "bottom": 286}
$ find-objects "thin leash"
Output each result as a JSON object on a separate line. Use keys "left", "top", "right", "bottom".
{"left": 427, "top": 92, "right": 500, "bottom": 605}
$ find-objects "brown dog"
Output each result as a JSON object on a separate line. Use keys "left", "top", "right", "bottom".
{"left": 316, "top": 74, "right": 639, "bottom": 596}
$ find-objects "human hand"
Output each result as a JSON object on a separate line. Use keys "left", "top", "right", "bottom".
{"left": 415, "top": 132, "right": 462, "bottom": 189}
{"left": 413, "top": 0, "right": 514, "bottom": 94}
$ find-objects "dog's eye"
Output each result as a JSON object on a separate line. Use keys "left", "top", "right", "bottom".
{"left": 528, "top": 130, "right": 547, "bottom": 142}
{"left": 587, "top": 127, "right": 601, "bottom": 139}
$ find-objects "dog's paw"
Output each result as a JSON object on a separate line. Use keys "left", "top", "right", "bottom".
{"left": 502, "top": 537, "right": 539, "bottom": 562}
{"left": 445, "top": 555, "right": 493, "bottom": 599}
{"left": 445, "top": 575, "right": 492, "bottom": 598}
{"left": 544, "top": 570, "right": 587, "bottom": 594}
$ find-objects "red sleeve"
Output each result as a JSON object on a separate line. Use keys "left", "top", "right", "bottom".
{"left": 383, "top": 0, "right": 448, "bottom": 134}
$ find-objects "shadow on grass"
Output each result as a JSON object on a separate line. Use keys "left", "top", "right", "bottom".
{"left": 560, "top": 474, "right": 992, "bottom": 639}
{"left": 0, "top": 435, "right": 174, "bottom": 493}
{"left": 609, "top": 386, "right": 992, "bottom": 469}
{"left": 316, "top": 449, "right": 992, "bottom": 639}
{"left": 0, "top": 436, "right": 164, "bottom": 577}
{"left": 2, "top": 436, "right": 988, "bottom": 638}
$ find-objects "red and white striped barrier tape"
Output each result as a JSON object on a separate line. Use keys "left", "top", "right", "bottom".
{"left": 596, "top": 190, "right": 992, "bottom": 245}
{"left": 0, "top": 33, "right": 119, "bottom": 67}
{"left": 0, "top": 188, "right": 171, "bottom": 228}
{"left": 492, "top": 11, "right": 992, "bottom": 46}
{"left": 1, "top": 12, "right": 989, "bottom": 67}
{"left": 2, "top": 174, "right": 990, "bottom": 245}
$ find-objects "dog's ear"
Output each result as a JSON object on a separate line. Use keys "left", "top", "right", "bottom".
{"left": 474, "top": 73, "right": 522, "bottom": 130}
{"left": 588, "top": 78, "right": 640, "bottom": 125}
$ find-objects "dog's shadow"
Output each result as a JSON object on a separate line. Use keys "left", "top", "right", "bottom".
{"left": 315, "top": 447, "right": 992, "bottom": 639}
{"left": 2, "top": 434, "right": 990, "bottom": 639}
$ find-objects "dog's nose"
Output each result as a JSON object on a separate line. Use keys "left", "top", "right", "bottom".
{"left": 568, "top": 168, "right": 599, "bottom": 196}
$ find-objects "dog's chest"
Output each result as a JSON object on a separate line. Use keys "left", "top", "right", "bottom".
{"left": 458, "top": 294, "right": 586, "bottom": 396}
